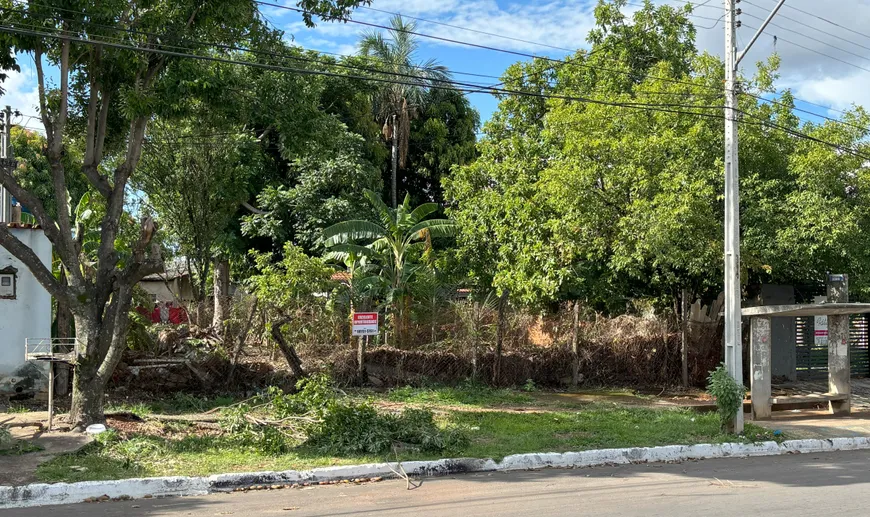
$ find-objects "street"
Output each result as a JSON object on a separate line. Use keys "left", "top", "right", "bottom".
{"left": 6, "top": 449, "right": 870, "bottom": 516}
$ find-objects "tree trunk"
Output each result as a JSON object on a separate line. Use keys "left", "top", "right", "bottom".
{"left": 212, "top": 258, "right": 230, "bottom": 332}
{"left": 69, "top": 363, "right": 104, "bottom": 428}
{"left": 271, "top": 317, "right": 306, "bottom": 378}
{"left": 571, "top": 300, "right": 581, "bottom": 387}
{"left": 391, "top": 114, "right": 398, "bottom": 208}
{"left": 493, "top": 291, "right": 508, "bottom": 385}
{"left": 55, "top": 267, "right": 73, "bottom": 396}
{"left": 681, "top": 288, "right": 689, "bottom": 388}
{"left": 357, "top": 335, "right": 367, "bottom": 384}
{"left": 68, "top": 285, "right": 135, "bottom": 429}
{"left": 227, "top": 297, "right": 258, "bottom": 384}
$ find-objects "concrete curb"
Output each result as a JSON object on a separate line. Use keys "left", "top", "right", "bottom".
{"left": 4, "top": 437, "right": 870, "bottom": 509}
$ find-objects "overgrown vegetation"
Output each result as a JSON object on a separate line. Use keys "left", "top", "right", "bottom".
{"left": 219, "top": 374, "right": 467, "bottom": 455}
{"left": 35, "top": 398, "right": 782, "bottom": 483}
{"left": 707, "top": 365, "right": 746, "bottom": 431}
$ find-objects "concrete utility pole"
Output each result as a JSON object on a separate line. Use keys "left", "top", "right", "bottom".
{"left": 723, "top": 0, "right": 786, "bottom": 434}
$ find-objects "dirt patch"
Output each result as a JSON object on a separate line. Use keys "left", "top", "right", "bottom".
{"left": 0, "top": 422, "right": 90, "bottom": 485}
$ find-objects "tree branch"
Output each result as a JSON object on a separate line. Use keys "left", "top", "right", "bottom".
{"left": 0, "top": 225, "right": 68, "bottom": 302}
{"left": 34, "top": 46, "right": 53, "bottom": 142}
{"left": 82, "top": 46, "right": 111, "bottom": 197}
{"left": 242, "top": 200, "right": 268, "bottom": 215}
{"left": 0, "top": 165, "right": 83, "bottom": 286}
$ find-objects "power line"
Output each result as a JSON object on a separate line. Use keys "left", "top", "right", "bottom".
{"left": 740, "top": 90, "right": 870, "bottom": 134}
{"left": 757, "top": 0, "right": 870, "bottom": 43}
{"left": 742, "top": 0, "right": 870, "bottom": 54}
{"left": 741, "top": 23, "right": 870, "bottom": 75}
{"left": 2, "top": 2, "right": 506, "bottom": 83}
{"left": 1, "top": 8, "right": 864, "bottom": 160}
{"left": 739, "top": 109, "right": 869, "bottom": 159}
{"left": 6, "top": 5, "right": 862, "bottom": 143}
{"left": 0, "top": 23, "right": 730, "bottom": 116}
{"left": 740, "top": 10, "right": 870, "bottom": 63}
{"left": 0, "top": 7, "right": 724, "bottom": 103}
{"left": 355, "top": 6, "right": 577, "bottom": 53}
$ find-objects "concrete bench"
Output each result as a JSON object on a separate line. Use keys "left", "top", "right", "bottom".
{"left": 770, "top": 393, "right": 849, "bottom": 405}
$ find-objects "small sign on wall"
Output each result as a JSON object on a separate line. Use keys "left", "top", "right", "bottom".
{"left": 814, "top": 315, "right": 828, "bottom": 346}
{"left": 0, "top": 266, "right": 17, "bottom": 299}
{"left": 352, "top": 312, "right": 379, "bottom": 336}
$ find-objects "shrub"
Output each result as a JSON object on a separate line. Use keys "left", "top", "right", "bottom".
{"left": 706, "top": 364, "right": 745, "bottom": 432}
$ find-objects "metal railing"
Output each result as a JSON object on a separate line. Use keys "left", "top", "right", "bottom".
{"left": 24, "top": 337, "right": 81, "bottom": 363}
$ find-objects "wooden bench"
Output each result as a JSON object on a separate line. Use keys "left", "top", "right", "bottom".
{"left": 770, "top": 393, "right": 848, "bottom": 405}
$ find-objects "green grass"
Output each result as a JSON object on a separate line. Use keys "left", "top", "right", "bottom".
{"left": 35, "top": 403, "right": 781, "bottom": 483}
{"left": 5, "top": 405, "right": 31, "bottom": 414}
{"left": 378, "top": 382, "right": 537, "bottom": 408}
{"left": 0, "top": 440, "right": 43, "bottom": 456}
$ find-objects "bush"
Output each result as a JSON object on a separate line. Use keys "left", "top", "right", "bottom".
{"left": 219, "top": 374, "right": 467, "bottom": 456}
{"left": 706, "top": 364, "right": 745, "bottom": 432}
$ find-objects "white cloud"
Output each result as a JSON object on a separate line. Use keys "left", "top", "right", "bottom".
{"left": 789, "top": 71, "right": 870, "bottom": 114}
{"left": 1, "top": 62, "right": 39, "bottom": 116}
{"left": 283, "top": 0, "right": 601, "bottom": 55}
{"left": 684, "top": 0, "right": 870, "bottom": 114}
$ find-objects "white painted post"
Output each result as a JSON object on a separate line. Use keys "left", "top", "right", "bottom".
{"left": 47, "top": 362, "right": 54, "bottom": 431}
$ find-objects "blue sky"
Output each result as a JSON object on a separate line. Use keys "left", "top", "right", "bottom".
{"left": 4, "top": 0, "right": 870, "bottom": 129}
{"left": 268, "top": 0, "right": 870, "bottom": 126}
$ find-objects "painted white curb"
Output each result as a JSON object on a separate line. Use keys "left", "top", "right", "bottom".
{"left": 3, "top": 437, "right": 870, "bottom": 509}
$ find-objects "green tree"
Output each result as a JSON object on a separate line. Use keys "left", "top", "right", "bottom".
{"left": 242, "top": 130, "right": 382, "bottom": 254}
{"left": 136, "top": 119, "right": 261, "bottom": 325}
{"left": 322, "top": 189, "right": 455, "bottom": 345}
{"left": 359, "top": 15, "right": 451, "bottom": 207}
{"left": 0, "top": 0, "right": 369, "bottom": 428}
{"left": 248, "top": 243, "right": 336, "bottom": 376}
{"left": 405, "top": 88, "right": 480, "bottom": 205}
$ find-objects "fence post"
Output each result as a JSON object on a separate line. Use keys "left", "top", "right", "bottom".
{"left": 571, "top": 300, "right": 580, "bottom": 387}
{"left": 681, "top": 288, "right": 689, "bottom": 387}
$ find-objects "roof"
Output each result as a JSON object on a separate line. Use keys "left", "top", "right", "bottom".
{"left": 331, "top": 271, "right": 351, "bottom": 282}
{"left": 741, "top": 303, "right": 870, "bottom": 318}
{"left": 142, "top": 260, "right": 189, "bottom": 281}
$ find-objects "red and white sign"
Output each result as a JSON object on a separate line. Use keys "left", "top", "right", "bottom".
{"left": 814, "top": 315, "right": 828, "bottom": 346}
{"left": 352, "top": 312, "right": 379, "bottom": 336}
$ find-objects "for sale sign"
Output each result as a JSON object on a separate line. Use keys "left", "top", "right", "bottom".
{"left": 814, "top": 315, "right": 828, "bottom": 345}
{"left": 352, "top": 312, "right": 379, "bottom": 336}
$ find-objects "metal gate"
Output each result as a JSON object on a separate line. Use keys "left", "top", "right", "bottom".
{"left": 796, "top": 314, "right": 870, "bottom": 379}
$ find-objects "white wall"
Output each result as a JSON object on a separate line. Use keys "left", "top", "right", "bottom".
{"left": 0, "top": 228, "right": 51, "bottom": 394}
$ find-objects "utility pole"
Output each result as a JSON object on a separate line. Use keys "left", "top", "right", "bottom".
{"left": 723, "top": 0, "right": 743, "bottom": 435}
{"left": 723, "top": 0, "right": 785, "bottom": 434}
{"left": 0, "top": 105, "right": 11, "bottom": 223}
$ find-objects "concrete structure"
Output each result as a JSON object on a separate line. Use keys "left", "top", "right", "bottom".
{"left": 0, "top": 225, "right": 52, "bottom": 396}
{"left": 745, "top": 302, "right": 870, "bottom": 419}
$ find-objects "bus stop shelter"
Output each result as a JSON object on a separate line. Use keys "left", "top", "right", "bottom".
{"left": 743, "top": 303, "right": 870, "bottom": 420}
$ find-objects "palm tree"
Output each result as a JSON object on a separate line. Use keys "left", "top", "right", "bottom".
{"left": 322, "top": 189, "right": 455, "bottom": 346}
{"left": 359, "top": 15, "right": 452, "bottom": 208}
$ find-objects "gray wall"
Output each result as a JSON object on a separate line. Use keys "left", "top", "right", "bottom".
{"left": 760, "top": 284, "right": 797, "bottom": 381}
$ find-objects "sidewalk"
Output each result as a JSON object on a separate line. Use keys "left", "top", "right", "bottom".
{"left": 0, "top": 412, "right": 89, "bottom": 486}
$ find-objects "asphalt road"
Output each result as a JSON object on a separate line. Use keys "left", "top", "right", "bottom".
{"left": 7, "top": 450, "right": 870, "bottom": 516}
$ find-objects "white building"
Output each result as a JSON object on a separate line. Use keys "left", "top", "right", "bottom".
{"left": 0, "top": 116, "right": 53, "bottom": 397}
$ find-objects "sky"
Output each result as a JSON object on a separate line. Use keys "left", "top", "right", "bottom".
{"left": 3, "top": 0, "right": 870, "bottom": 129}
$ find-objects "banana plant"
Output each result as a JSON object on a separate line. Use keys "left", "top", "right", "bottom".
{"left": 322, "top": 189, "right": 455, "bottom": 346}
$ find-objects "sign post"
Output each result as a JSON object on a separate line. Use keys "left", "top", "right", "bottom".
{"left": 352, "top": 312, "right": 379, "bottom": 336}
